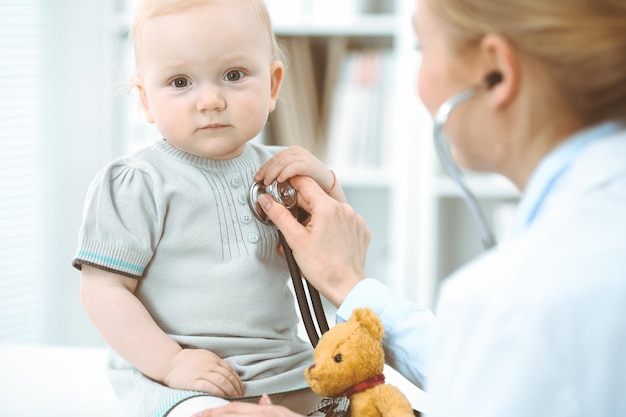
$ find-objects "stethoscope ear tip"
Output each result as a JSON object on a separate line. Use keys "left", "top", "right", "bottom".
{"left": 484, "top": 72, "right": 503, "bottom": 89}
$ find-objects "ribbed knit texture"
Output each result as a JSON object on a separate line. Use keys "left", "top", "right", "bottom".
{"left": 73, "top": 140, "right": 313, "bottom": 417}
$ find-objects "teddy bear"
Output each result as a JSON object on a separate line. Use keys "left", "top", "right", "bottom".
{"left": 304, "top": 307, "right": 415, "bottom": 417}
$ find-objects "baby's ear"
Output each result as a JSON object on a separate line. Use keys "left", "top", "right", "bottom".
{"left": 268, "top": 60, "right": 284, "bottom": 113}
{"left": 135, "top": 76, "right": 155, "bottom": 124}
{"left": 352, "top": 308, "right": 384, "bottom": 341}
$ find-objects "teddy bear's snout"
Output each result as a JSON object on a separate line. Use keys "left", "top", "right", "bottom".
{"left": 308, "top": 363, "right": 316, "bottom": 371}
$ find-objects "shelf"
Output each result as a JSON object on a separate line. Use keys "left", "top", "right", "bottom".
{"left": 273, "top": 14, "right": 397, "bottom": 37}
{"left": 435, "top": 174, "right": 520, "bottom": 199}
{"left": 112, "top": 14, "right": 397, "bottom": 38}
{"left": 332, "top": 167, "right": 392, "bottom": 188}
{"left": 110, "top": 13, "right": 397, "bottom": 41}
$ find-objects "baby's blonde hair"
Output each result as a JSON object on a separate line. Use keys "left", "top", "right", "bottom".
{"left": 130, "top": 0, "right": 283, "bottom": 65}
{"left": 430, "top": 0, "right": 626, "bottom": 125}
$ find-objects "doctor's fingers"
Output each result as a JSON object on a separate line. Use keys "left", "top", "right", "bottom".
{"left": 276, "top": 176, "right": 370, "bottom": 253}
{"left": 259, "top": 194, "right": 310, "bottom": 244}
{"left": 289, "top": 175, "right": 334, "bottom": 214}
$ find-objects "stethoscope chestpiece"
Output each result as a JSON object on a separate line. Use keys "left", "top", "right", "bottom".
{"left": 248, "top": 180, "right": 297, "bottom": 224}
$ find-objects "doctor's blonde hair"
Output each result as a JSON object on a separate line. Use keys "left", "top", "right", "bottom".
{"left": 430, "top": 0, "right": 626, "bottom": 125}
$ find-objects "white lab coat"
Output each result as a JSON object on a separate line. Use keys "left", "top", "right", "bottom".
{"left": 339, "top": 124, "right": 626, "bottom": 416}
{"left": 430, "top": 124, "right": 626, "bottom": 416}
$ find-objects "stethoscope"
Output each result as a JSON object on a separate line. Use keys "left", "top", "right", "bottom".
{"left": 248, "top": 180, "right": 329, "bottom": 347}
{"left": 247, "top": 71, "right": 504, "bottom": 347}
{"left": 433, "top": 71, "right": 503, "bottom": 250}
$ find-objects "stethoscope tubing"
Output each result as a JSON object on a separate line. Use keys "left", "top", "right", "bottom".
{"left": 433, "top": 87, "right": 498, "bottom": 250}
{"left": 278, "top": 230, "right": 329, "bottom": 347}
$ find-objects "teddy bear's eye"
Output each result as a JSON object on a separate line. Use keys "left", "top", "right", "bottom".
{"left": 334, "top": 354, "right": 343, "bottom": 363}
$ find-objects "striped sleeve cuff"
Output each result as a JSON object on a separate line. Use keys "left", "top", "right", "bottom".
{"left": 72, "top": 240, "right": 151, "bottom": 277}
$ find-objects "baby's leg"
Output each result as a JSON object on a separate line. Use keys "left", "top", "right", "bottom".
{"left": 270, "top": 388, "right": 320, "bottom": 413}
{"left": 168, "top": 396, "right": 229, "bottom": 417}
{"left": 168, "top": 388, "right": 319, "bottom": 416}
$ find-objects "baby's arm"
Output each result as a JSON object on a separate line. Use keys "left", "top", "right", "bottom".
{"left": 80, "top": 265, "right": 244, "bottom": 397}
{"left": 255, "top": 146, "right": 346, "bottom": 203}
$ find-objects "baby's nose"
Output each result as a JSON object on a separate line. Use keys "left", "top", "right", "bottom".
{"left": 197, "top": 84, "right": 226, "bottom": 112}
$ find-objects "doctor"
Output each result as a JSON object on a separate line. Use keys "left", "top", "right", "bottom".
{"left": 199, "top": 0, "right": 626, "bottom": 415}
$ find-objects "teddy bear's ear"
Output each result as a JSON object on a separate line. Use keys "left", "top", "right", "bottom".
{"left": 351, "top": 308, "right": 384, "bottom": 341}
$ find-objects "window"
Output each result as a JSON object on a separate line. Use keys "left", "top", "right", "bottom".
{"left": 0, "top": 1, "right": 48, "bottom": 342}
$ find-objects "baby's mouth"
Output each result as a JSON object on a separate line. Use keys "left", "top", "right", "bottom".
{"left": 201, "top": 123, "right": 229, "bottom": 130}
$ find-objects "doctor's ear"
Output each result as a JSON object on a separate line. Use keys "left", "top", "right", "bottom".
{"left": 479, "top": 33, "right": 520, "bottom": 109}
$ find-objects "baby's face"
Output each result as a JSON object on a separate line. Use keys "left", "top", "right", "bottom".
{"left": 135, "top": 0, "right": 282, "bottom": 159}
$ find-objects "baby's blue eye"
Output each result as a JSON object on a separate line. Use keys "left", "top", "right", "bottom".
{"left": 171, "top": 78, "right": 189, "bottom": 88}
{"left": 224, "top": 70, "right": 244, "bottom": 82}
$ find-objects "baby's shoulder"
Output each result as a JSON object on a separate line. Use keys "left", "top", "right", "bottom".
{"left": 89, "top": 145, "right": 166, "bottom": 195}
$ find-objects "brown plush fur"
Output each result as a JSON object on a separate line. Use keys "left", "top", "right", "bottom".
{"left": 304, "top": 308, "right": 414, "bottom": 417}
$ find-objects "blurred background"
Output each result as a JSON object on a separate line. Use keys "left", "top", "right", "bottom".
{"left": 0, "top": 0, "right": 519, "bottom": 350}
{"left": 1, "top": 0, "right": 120, "bottom": 347}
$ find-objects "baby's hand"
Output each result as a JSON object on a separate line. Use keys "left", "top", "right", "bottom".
{"left": 163, "top": 348, "right": 245, "bottom": 398}
{"left": 256, "top": 146, "right": 345, "bottom": 202}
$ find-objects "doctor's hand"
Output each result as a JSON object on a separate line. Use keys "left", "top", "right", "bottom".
{"left": 259, "top": 176, "right": 370, "bottom": 307}
{"left": 192, "top": 394, "right": 302, "bottom": 417}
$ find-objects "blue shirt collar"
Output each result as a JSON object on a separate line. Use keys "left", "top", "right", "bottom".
{"left": 509, "top": 121, "right": 624, "bottom": 236}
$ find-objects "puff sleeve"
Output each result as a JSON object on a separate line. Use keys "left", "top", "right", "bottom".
{"left": 72, "top": 160, "right": 164, "bottom": 278}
